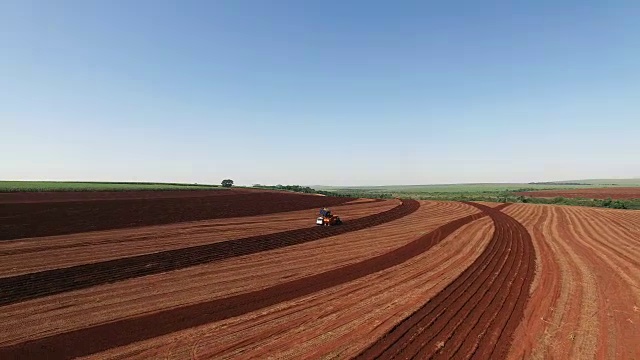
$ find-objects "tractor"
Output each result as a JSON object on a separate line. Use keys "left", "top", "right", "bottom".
{"left": 316, "top": 207, "right": 342, "bottom": 226}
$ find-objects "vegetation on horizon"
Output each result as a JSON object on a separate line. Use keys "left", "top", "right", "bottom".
{"left": 312, "top": 181, "right": 640, "bottom": 210}
{"left": 4, "top": 180, "right": 637, "bottom": 209}
{"left": 311, "top": 179, "right": 640, "bottom": 210}
{"left": 410, "top": 192, "right": 638, "bottom": 210}
{"left": 316, "top": 179, "right": 640, "bottom": 194}
{"left": 252, "top": 184, "right": 393, "bottom": 199}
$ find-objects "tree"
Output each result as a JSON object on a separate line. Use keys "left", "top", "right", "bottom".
{"left": 221, "top": 179, "right": 234, "bottom": 187}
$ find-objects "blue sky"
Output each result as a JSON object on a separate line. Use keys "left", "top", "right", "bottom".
{"left": 1, "top": 0, "right": 639, "bottom": 186}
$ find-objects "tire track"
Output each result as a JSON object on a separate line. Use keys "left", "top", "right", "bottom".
{"left": 0, "top": 200, "right": 418, "bottom": 306}
{"left": 356, "top": 202, "right": 535, "bottom": 360}
{"left": 0, "top": 202, "right": 487, "bottom": 359}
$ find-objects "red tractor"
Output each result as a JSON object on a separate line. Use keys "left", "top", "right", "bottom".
{"left": 316, "top": 207, "right": 342, "bottom": 226}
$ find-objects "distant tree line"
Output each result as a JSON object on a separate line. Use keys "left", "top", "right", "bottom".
{"left": 249, "top": 184, "right": 637, "bottom": 209}
{"left": 253, "top": 184, "right": 317, "bottom": 193}
{"left": 251, "top": 184, "right": 393, "bottom": 199}
{"left": 527, "top": 182, "right": 589, "bottom": 186}
{"left": 413, "top": 192, "right": 637, "bottom": 210}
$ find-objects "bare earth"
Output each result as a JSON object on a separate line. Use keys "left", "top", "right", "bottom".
{"left": 0, "top": 191, "right": 638, "bottom": 359}
{"left": 505, "top": 204, "right": 640, "bottom": 359}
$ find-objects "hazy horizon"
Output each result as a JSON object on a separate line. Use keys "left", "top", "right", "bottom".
{"left": 3, "top": 177, "right": 640, "bottom": 188}
{"left": 2, "top": 1, "right": 639, "bottom": 186}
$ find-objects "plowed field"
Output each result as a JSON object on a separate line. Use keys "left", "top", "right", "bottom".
{"left": 504, "top": 204, "right": 640, "bottom": 359}
{"left": 0, "top": 190, "right": 353, "bottom": 240}
{"left": 0, "top": 190, "right": 638, "bottom": 359}
{"left": 516, "top": 187, "right": 640, "bottom": 200}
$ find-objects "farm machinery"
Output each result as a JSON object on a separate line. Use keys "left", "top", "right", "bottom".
{"left": 316, "top": 207, "right": 342, "bottom": 226}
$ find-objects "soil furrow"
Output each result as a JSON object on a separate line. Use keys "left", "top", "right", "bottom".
{"left": 354, "top": 204, "right": 509, "bottom": 359}
{"left": 0, "top": 200, "right": 418, "bottom": 306}
{"left": 0, "top": 200, "right": 400, "bottom": 277}
{"left": 457, "top": 215, "right": 532, "bottom": 360}
{"left": 371, "top": 210, "right": 507, "bottom": 359}
{"left": 0, "top": 192, "right": 354, "bottom": 240}
{"left": 503, "top": 203, "right": 640, "bottom": 359}
{"left": 421, "top": 213, "right": 522, "bottom": 359}
{"left": 356, "top": 202, "right": 535, "bottom": 360}
{"left": 0, "top": 202, "right": 485, "bottom": 359}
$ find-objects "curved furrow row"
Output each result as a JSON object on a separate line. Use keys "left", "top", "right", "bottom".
{"left": 504, "top": 204, "right": 640, "bottom": 359}
{"left": 357, "top": 202, "right": 535, "bottom": 359}
{"left": 0, "top": 192, "right": 355, "bottom": 241}
{"left": 199, "top": 219, "right": 494, "bottom": 359}
{"left": 550, "top": 207, "right": 640, "bottom": 359}
{"left": 503, "top": 204, "right": 560, "bottom": 360}
{"left": 0, "top": 202, "right": 487, "bottom": 359}
{"left": 356, "top": 205, "right": 508, "bottom": 359}
{"left": 0, "top": 200, "right": 419, "bottom": 306}
{"left": 342, "top": 198, "right": 387, "bottom": 204}
{"left": 564, "top": 207, "right": 640, "bottom": 261}
{"left": 595, "top": 211, "right": 639, "bottom": 241}
{"left": 0, "top": 199, "right": 400, "bottom": 277}
{"left": 0, "top": 199, "right": 391, "bottom": 257}
{"left": 0, "top": 201, "right": 478, "bottom": 349}
{"left": 428, "top": 200, "right": 475, "bottom": 212}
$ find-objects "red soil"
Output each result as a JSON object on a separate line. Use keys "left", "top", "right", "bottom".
{"left": 0, "top": 189, "right": 243, "bottom": 204}
{"left": 357, "top": 203, "right": 535, "bottom": 359}
{"left": 0, "top": 200, "right": 479, "bottom": 357}
{"left": 1, "top": 189, "right": 635, "bottom": 359}
{"left": 516, "top": 187, "right": 640, "bottom": 199}
{"left": 0, "top": 200, "right": 494, "bottom": 359}
{"left": 0, "top": 190, "right": 353, "bottom": 240}
{"left": 0, "top": 199, "right": 417, "bottom": 306}
{"left": 0, "top": 199, "right": 398, "bottom": 276}
{"left": 504, "top": 204, "right": 640, "bottom": 359}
